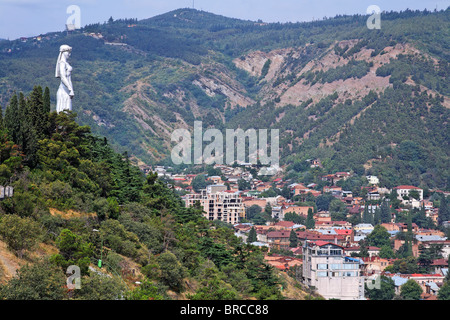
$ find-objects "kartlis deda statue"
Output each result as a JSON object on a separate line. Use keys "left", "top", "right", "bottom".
{"left": 55, "top": 44, "right": 74, "bottom": 113}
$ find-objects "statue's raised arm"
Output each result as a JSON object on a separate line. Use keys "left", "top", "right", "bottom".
{"left": 55, "top": 45, "right": 74, "bottom": 113}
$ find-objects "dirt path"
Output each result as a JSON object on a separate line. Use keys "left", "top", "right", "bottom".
{"left": 0, "top": 241, "right": 20, "bottom": 280}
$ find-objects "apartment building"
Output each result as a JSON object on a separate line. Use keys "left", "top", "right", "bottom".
{"left": 302, "top": 241, "right": 365, "bottom": 300}
{"left": 184, "top": 184, "right": 245, "bottom": 224}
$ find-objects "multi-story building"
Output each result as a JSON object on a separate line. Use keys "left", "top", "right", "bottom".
{"left": 394, "top": 185, "right": 424, "bottom": 201}
{"left": 302, "top": 240, "right": 365, "bottom": 300}
{"left": 184, "top": 185, "right": 245, "bottom": 224}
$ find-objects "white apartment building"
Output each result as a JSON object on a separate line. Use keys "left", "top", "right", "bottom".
{"left": 184, "top": 185, "right": 245, "bottom": 224}
{"left": 302, "top": 241, "right": 365, "bottom": 300}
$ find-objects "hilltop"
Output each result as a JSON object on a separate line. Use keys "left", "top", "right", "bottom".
{"left": 0, "top": 86, "right": 311, "bottom": 300}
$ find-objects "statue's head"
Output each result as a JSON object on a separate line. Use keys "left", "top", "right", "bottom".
{"left": 59, "top": 44, "right": 72, "bottom": 58}
{"left": 59, "top": 44, "right": 72, "bottom": 52}
{"left": 55, "top": 45, "right": 72, "bottom": 78}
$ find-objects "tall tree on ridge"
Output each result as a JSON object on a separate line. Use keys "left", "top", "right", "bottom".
{"left": 4, "top": 94, "right": 20, "bottom": 143}
{"left": 43, "top": 87, "right": 51, "bottom": 114}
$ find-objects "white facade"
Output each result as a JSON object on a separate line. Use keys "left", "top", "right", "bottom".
{"left": 395, "top": 186, "right": 423, "bottom": 201}
{"left": 303, "top": 242, "right": 365, "bottom": 300}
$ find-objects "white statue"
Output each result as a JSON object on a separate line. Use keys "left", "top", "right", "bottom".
{"left": 55, "top": 45, "right": 74, "bottom": 113}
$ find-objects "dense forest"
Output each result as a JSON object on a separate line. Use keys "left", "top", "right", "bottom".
{"left": 0, "top": 87, "right": 290, "bottom": 300}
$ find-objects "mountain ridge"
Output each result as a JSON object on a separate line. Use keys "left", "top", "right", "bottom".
{"left": 0, "top": 7, "right": 448, "bottom": 189}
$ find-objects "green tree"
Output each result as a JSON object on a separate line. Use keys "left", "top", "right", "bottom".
{"left": 438, "top": 281, "right": 450, "bottom": 300}
{"left": 365, "top": 275, "right": 395, "bottom": 300}
{"left": 379, "top": 245, "right": 395, "bottom": 259}
{"left": 358, "top": 239, "right": 369, "bottom": 258}
{"left": 238, "top": 178, "right": 251, "bottom": 191}
{"left": 0, "top": 215, "right": 42, "bottom": 258}
{"left": 247, "top": 227, "right": 257, "bottom": 243}
{"left": 306, "top": 208, "right": 315, "bottom": 229}
{"left": 4, "top": 93, "right": 20, "bottom": 143}
{"left": 289, "top": 229, "right": 298, "bottom": 247}
{"left": 329, "top": 199, "right": 348, "bottom": 221}
{"left": 50, "top": 229, "right": 94, "bottom": 275}
{"left": 221, "top": 263, "right": 253, "bottom": 296}
{"left": 366, "top": 225, "right": 391, "bottom": 248}
{"left": 0, "top": 259, "right": 67, "bottom": 300}
{"left": 157, "top": 250, "right": 187, "bottom": 292}
{"left": 284, "top": 212, "right": 306, "bottom": 225}
{"left": 400, "top": 279, "right": 422, "bottom": 300}
{"left": 73, "top": 272, "right": 127, "bottom": 300}
{"left": 0, "top": 104, "right": 3, "bottom": 130}
{"left": 409, "top": 189, "right": 420, "bottom": 201}
{"left": 438, "top": 195, "right": 450, "bottom": 225}
{"left": 43, "top": 86, "right": 51, "bottom": 114}
{"left": 373, "top": 207, "right": 381, "bottom": 225}
{"left": 189, "top": 266, "right": 238, "bottom": 300}
{"left": 362, "top": 204, "right": 374, "bottom": 224}
{"left": 192, "top": 174, "right": 209, "bottom": 192}
{"left": 246, "top": 204, "right": 262, "bottom": 220}
{"left": 380, "top": 200, "right": 392, "bottom": 223}
{"left": 126, "top": 280, "right": 164, "bottom": 300}
{"left": 315, "top": 194, "right": 334, "bottom": 211}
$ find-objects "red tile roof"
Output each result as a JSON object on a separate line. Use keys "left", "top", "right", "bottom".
{"left": 394, "top": 185, "right": 421, "bottom": 189}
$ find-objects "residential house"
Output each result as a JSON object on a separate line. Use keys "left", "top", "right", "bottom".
{"left": 281, "top": 205, "right": 314, "bottom": 219}
{"left": 394, "top": 185, "right": 424, "bottom": 201}
{"left": 361, "top": 256, "right": 389, "bottom": 275}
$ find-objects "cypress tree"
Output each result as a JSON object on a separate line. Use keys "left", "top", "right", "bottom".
{"left": 0, "top": 104, "right": 3, "bottom": 130}
{"left": 438, "top": 194, "right": 450, "bottom": 225}
{"left": 4, "top": 94, "right": 20, "bottom": 143}
{"left": 306, "top": 208, "right": 315, "bottom": 229}
{"left": 20, "top": 92, "right": 39, "bottom": 168}
{"left": 27, "top": 85, "right": 46, "bottom": 139}
{"left": 43, "top": 87, "right": 51, "bottom": 114}
{"left": 374, "top": 207, "right": 381, "bottom": 225}
{"left": 247, "top": 227, "right": 257, "bottom": 243}
{"left": 380, "top": 200, "right": 392, "bottom": 223}
{"left": 362, "top": 204, "right": 371, "bottom": 224}
{"left": 289, "top": 229, "right": 298, "bottom": 247}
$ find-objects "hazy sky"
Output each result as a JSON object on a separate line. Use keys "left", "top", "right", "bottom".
{"left": 0, "top": 0, "right": 448, "bottom": 39}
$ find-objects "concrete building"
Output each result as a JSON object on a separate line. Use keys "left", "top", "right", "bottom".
{"left": 394, "top": 185, "right": 424, "bottom": 201}
{"left": 302, "top": 241, "right": 365, "bottom": 300}
{"left": 184, "top": 185, "right": 245, "bottom": 224}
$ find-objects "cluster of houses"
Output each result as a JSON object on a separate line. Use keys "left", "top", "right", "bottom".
{"left": 177, "top": 163, "right": 449, "bottom": 300}
{"left": 232, "top": 219, "right": 448, "bottom": 300}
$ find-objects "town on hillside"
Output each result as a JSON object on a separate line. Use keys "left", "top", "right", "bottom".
{"left": 152, "top": 160, "right": 450, "bottom": 300}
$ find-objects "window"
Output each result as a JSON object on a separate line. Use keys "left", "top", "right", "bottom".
{"left": 343, "top": 271, "right": 355, "bottom": 277}
{"left": 331, "top": 272, "right": 340, "bottom": 277}
{"left": 317, "top": 271, "right": 327, "bottom": 277}
{"left": 317, "top": 264, "right": 328, "bottom": 270}
{"left": 330, "top": 249, "right": 342, "bottom": 255}
{"left": 330, "top": 264, "right": 341, "bottom": 270}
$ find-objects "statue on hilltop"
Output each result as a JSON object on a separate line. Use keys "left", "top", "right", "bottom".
{"left": 55, "top": 44, "right": 74, "bottom": 113}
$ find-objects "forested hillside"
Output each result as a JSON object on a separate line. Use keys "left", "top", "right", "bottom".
{"left": 0, "top": 87, "right": 302, "bottom": 300}
{"left": 0, "top": 8, "right": 448, "bottom": 189}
